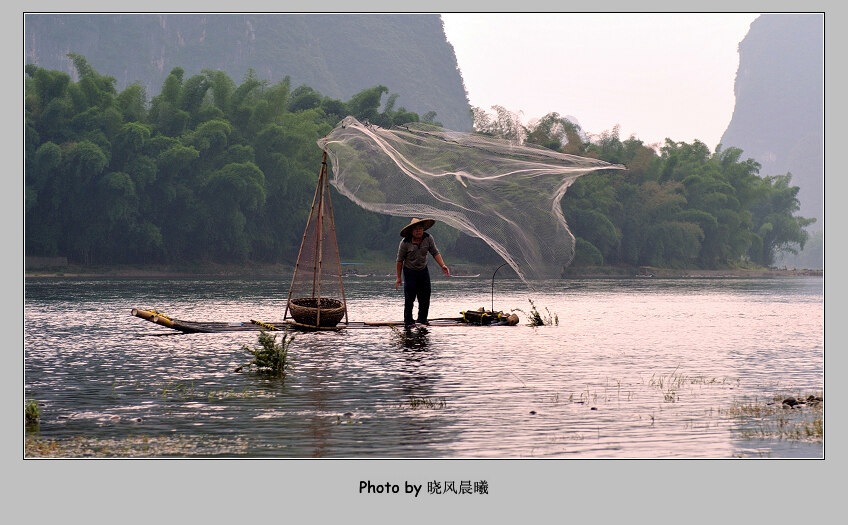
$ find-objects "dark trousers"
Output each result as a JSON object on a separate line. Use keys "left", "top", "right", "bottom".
{"left": 403, "top": 266, "right": 431, "bottom": 325}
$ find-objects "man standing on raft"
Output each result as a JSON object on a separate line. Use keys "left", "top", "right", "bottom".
{"left": 395, "top": 218, "right": 450, "bottom": 329}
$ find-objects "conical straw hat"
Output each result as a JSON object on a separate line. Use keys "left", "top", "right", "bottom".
{"left": 400, "top": 218, "right": 435, "bottom": 237}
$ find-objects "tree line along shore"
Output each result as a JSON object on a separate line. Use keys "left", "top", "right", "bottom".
{"left": 26, "top": 55, "right": 815, "bottom": 275}
{"left": 24, "top": 261, "right": 821, "bottom": 280}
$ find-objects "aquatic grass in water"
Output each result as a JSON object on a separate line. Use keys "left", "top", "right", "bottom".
{"left": 155, "top": 381, "right": 263, "bottom": 401}
{"left": 513, "top": 299, "right": 558, "bottom": 326}
{"left": 205, "top": 388, "right": 263, "bottom": 400}
{"left": 723, "top": 392, "right": 823, "bottom": 442}
{"left": 25, "top": 399, "right": 40, "bottom": 422}
{"left": 406, "top": 396, "right": 447, "bottom": 409}
{"left": 25, "top": 399, "right": 40, "bottom": 430}
{"left": 236, "top": 330, "right": 293, "bottom": 377}
{"left": 644, "top": 367, "right": 740, "bottom": 403}
{"left": 25, "top": 434, "right": 254, "bottom": 458}
{"left": 538, "top": 370, "right": 738, "bottom": 409}
{"left": 160, "top": 381, "right": 197, "bottom": 399}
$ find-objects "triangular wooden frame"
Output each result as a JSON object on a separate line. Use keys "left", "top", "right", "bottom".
{"left": 283, "top": 149, "right": 348, "bottom": 327}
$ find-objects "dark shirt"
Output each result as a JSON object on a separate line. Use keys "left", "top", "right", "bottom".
{"left": 397, "top": 232, "right": 439, "bottom": 271}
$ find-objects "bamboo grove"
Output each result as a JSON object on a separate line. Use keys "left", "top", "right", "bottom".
{"left": 25, "top": 55, "right": 814, "bottom": 270}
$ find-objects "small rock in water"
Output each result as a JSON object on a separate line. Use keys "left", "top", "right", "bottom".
{"left": 806, "top": 395, "right": 823, "bottom": 405}
{"left": 343, "top": 412, "right": 353, "bottom": 417}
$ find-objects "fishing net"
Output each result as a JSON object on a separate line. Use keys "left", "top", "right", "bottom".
{"left": 319, "top": 116, "right": 625, "bottom": 283}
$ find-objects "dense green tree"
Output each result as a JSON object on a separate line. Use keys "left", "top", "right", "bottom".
{"left": 478, "top": 105, "right": 526, "bottom": 143}
{"left": 198, "top": 162, "right": 266, "bottom": 261}
{"left": 288, "top": 84, "right": 323, "bottom": 113}
{"left": 116, "top": 83, "right": 148, "bottom": 122}
{"left": 747, "top": 173, "right": 815, "bottom": 266}
{"left": 148, "top": 67, "right": 191, "bottom": 136}
{"left": 347, "top": 85, "right": 388, "bottom": 123}
{"left": 525, "top": 112, "right": 570, "bottom": 151}
{"left": 572, "top": 237, "right": 603, "bottom": 266}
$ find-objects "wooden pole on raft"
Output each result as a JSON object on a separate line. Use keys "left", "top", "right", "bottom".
{"left": 323, "top": 158, "right": 348, "bottom": 325}
{"left": 314, "top": 152, "right": 326, "bottom": 327}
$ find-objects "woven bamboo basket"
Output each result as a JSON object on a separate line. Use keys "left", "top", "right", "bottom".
{"left": 288, "top": 297, "right": 346, "bottom": 327}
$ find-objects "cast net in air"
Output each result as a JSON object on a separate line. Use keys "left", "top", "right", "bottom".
{"left": 319, "top": 116, "right": 625, "bottom": 283}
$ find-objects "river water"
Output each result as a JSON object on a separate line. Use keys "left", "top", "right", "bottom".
{"left": 23, "top": 274, "right": 824, "bottom": 458}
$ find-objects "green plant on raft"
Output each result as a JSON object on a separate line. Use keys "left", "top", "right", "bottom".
{"left": 25, "top": 399, "right": 40, "bottom": 425}
{"left": 236, "top": 330, "right": 294, "bottom": 377}
{"left": 513, "top": 299, "right": 558, "bottom": 326}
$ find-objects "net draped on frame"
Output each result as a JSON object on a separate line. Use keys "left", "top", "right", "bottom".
{"left": 319, "top": 116, "right": 625, "bottom": 283}
{"left": 285, "top": 150, "right": 347, "bottom": 327}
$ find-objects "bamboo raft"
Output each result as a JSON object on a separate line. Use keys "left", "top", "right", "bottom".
{"left": 131, "top": 308, "right": 516, "bottom": 334}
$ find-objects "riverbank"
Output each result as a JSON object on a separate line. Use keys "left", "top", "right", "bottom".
{"left": 23, "top": 261, "right": 822, "bottom": 279}
{"left": 562, "top": 265, "right": 823, "bottom": 279}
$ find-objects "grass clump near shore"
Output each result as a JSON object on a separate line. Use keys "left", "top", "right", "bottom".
{"left": 25, "top": 399, "right": 40, "bottom": 428}
{"left": 25, "top": 434, "right": 253, "bottom": 458}
{"left": 406, "top": 396, "right": 447, "bottom": 409}
{"left": 236, "top": 330, "right": 294, "bottom": 377}
{"left": 514, "top": 299, "right": 558, "bottom": 327}
{"left": 724, "top": 392, "right": 823, "bottom": 442}
{"left": 645, "top": 367, "right": 740, "bottom": 403}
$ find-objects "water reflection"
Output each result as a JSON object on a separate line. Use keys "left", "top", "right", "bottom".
{"left": 394, "top": 326, "right": 436, "bottom": 395}
{"left": 388, "top": 325, "right": 455, "bottom": 456}
{"left": 394, "top": 325, "right": 430, "bottom": 352}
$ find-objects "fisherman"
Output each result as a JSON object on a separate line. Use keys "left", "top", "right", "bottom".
{"left": 395, "top": 218, "right": 450, "bottom": 329}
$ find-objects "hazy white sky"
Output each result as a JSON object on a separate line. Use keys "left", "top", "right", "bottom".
{"left": 441, "top": 13, "right": 760, "bottom": 150}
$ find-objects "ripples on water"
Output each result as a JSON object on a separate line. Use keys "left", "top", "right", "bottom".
{"left": 24, "top": 275, "right": 823, "bottom": 458}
